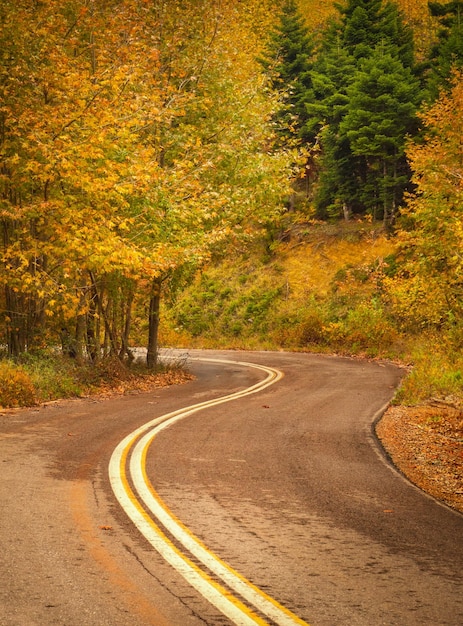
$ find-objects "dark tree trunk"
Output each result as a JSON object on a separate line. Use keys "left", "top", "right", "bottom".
{"left": 74, "top": 311, "right": 86, "bottom": 363}
{"left": 119, "top": 287, "right": 134, "bottom": 363}
{"left": 147, "top": 278, "right": 161, "bottom": 370}
{"left": 86, "top": 279, "right": 99, "bottom": 363}
{"left": 5, "top": 286, "right": 26, "bottom": 357}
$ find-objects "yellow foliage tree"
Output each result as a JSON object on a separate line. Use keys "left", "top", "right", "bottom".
{"left": 0, "top": 0, "right": 290, "bottom": 363}
{"left": 385, "top": 70, "right": 463, "bottom": 333}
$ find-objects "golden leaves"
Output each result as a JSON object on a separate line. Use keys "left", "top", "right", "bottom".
{"left": 0, "top": 0, "right": 292, "bottom": 356}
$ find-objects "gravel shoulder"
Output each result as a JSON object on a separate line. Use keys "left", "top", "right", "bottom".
{"left": 377, "top": 402, "right": 463, "bottom": 514}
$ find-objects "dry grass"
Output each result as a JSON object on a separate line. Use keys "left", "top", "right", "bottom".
{"left": 280, "top": 228, "right": 394, "bottom": 299}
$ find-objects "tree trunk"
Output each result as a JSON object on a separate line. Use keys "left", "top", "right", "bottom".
{"left": 147, "top": 278, "right": 161, "bottom": 370}
{"left": 74, "top": 312, "right": 86, "bottom": 363}
{"left": 342, "top": 201, "right": 351, "bottom": 221}
{"left": 74, "top": 283, "right": 88, "bottom": 363}
{"left": 119, "top": 287, "right": 134, "bottom": 363}
{"left": 86, "top": 279, "right": 99, "bottom": 363}
{"left": 5, "top": 286, "right": 26, "bottom": 357}
{"left": 383, "top": 158, "right": 395, "bottom": 234}
{"left": 101, "top": 296, "right": 118, "bottom": 357}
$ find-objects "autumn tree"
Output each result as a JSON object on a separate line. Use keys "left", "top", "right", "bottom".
{"left": 1, "top": 0, "right": 153, "bottom": 357}
{"left": 385, "top": 70, "right": 463, "bottom": 332}
{"left": 0, "top": 0, "right": 290, "bottom": 365}
{"left": 112, "top": 0, "right": 290, "bottom": 367}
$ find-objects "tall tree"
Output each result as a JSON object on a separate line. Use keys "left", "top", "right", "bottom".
{"left": 127, "top": 0, "right": 290, "bottom": 367}
{"left": 258, "top": 1, "right": 318, "bottom": 202}
{"left": 307, "top": 24, "right": 360, "bottom": 218}
{"left": 340, "top": 47, "right": 421, "bottom": 226}
{"left": 386, "top": 69, "right": 463, "bottom": 330}
{"left": 426, "top": 1, "right": 463, "bottom": 100}
{"left": 310, "top": 0, "right": 420, "bottom": 222}
{"left": 259, "top": 0, "right": 315, "bottom": 145}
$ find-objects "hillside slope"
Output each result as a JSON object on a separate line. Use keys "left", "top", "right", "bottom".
{"left": 164, "top": 222, "right": 397, "bottom": 355}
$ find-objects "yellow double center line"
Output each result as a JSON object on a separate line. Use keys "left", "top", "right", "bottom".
{"left": 109, "top": 357, "right": 310, "bottom": 626}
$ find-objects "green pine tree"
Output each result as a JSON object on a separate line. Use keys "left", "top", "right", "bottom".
{"left": 259, "top": 1, "right": 319, "bottom": 205}
{"left": 259, "top": 0, "right": 315, "bottom": 145}
{"left": 307, "top": 33, "right": 360, "bottom": 218}
{"left": 311, "top": 0, "right": 420, "bottom": 221}
{"left": 341, "top": 0, "right": 386, "bottom": 58}
{"left": 426, "top": 1, "right": 463, "bottom": 101}
{"left": 340, "top": 48, "right": 422, "bottom": 227}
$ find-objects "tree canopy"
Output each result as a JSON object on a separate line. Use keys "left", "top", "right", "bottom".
{"left": 260, "top": 0, "right": 421, "bottom": 224}
{"left": 0, "top": 0, "right": 290, "bottom": 363}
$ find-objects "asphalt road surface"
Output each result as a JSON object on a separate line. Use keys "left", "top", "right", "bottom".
{"left": 1, "top": 350, "right": 462, "bottom": 626}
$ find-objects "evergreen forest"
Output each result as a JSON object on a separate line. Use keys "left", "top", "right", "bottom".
{"left": 1, "top": 0, "right": 463, "bottom": 412}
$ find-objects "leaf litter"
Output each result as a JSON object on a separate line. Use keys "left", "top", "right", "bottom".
{"left": 377, "top": 400, "right": 463, "bottom": 513}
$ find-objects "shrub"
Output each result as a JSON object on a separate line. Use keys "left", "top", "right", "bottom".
{"left": 270, "top": 300, "right": 327, "bottom": 348}
{"left": 395, "top": 338, "right": 463, "bottom": 404}
{"left": 19, "top": 352, "right": 82, "bottom": 401}
{"left": 343, "top": 300, "right": 397, "bottom": 353}
{"left": 0, "top": 361, "right": 37, "bottom": 408}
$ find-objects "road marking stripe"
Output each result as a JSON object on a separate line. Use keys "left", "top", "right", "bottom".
{"left": 133, "top": 433, "right": 309, "bottom": 626}
{"left": 109, "top": 357, "right": 310, "bottom": 626}
{"left": 110, "top": 439, "right": 266, "bottom": 625}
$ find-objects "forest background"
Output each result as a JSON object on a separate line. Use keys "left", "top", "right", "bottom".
{"left": 1, "top": 0, "right": 462, "bottom": 508}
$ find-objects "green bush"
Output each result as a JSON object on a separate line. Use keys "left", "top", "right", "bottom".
{"left": 19, "top": 352, "right": 83, "bottom": 401}
{"left": 172, "top": 268, "right": 283, "bottom": 340}
{"left": 336, "top": 300, "right": 397, "bottom": 354}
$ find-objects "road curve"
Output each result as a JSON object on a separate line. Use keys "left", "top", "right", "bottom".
{"left": 109, "top": 357, "right": 306, "bottom": 626}
{"left": 1, "top": 350, "right": 462, "bottom": 626}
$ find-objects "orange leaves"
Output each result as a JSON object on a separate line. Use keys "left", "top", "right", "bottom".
{"left": 0, "top": 361, "right": 37, "bottom": 408}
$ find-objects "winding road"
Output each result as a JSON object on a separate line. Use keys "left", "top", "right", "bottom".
{"left": 1, "top": 350, "right": 462, "bottom": 626}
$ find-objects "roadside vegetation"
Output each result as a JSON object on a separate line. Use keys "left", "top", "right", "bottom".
{"left": 0, "top": 350, "right": 191, "bottom": 409}
{"left": 162, "top": 221, "right": 463, "bottom": 406}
